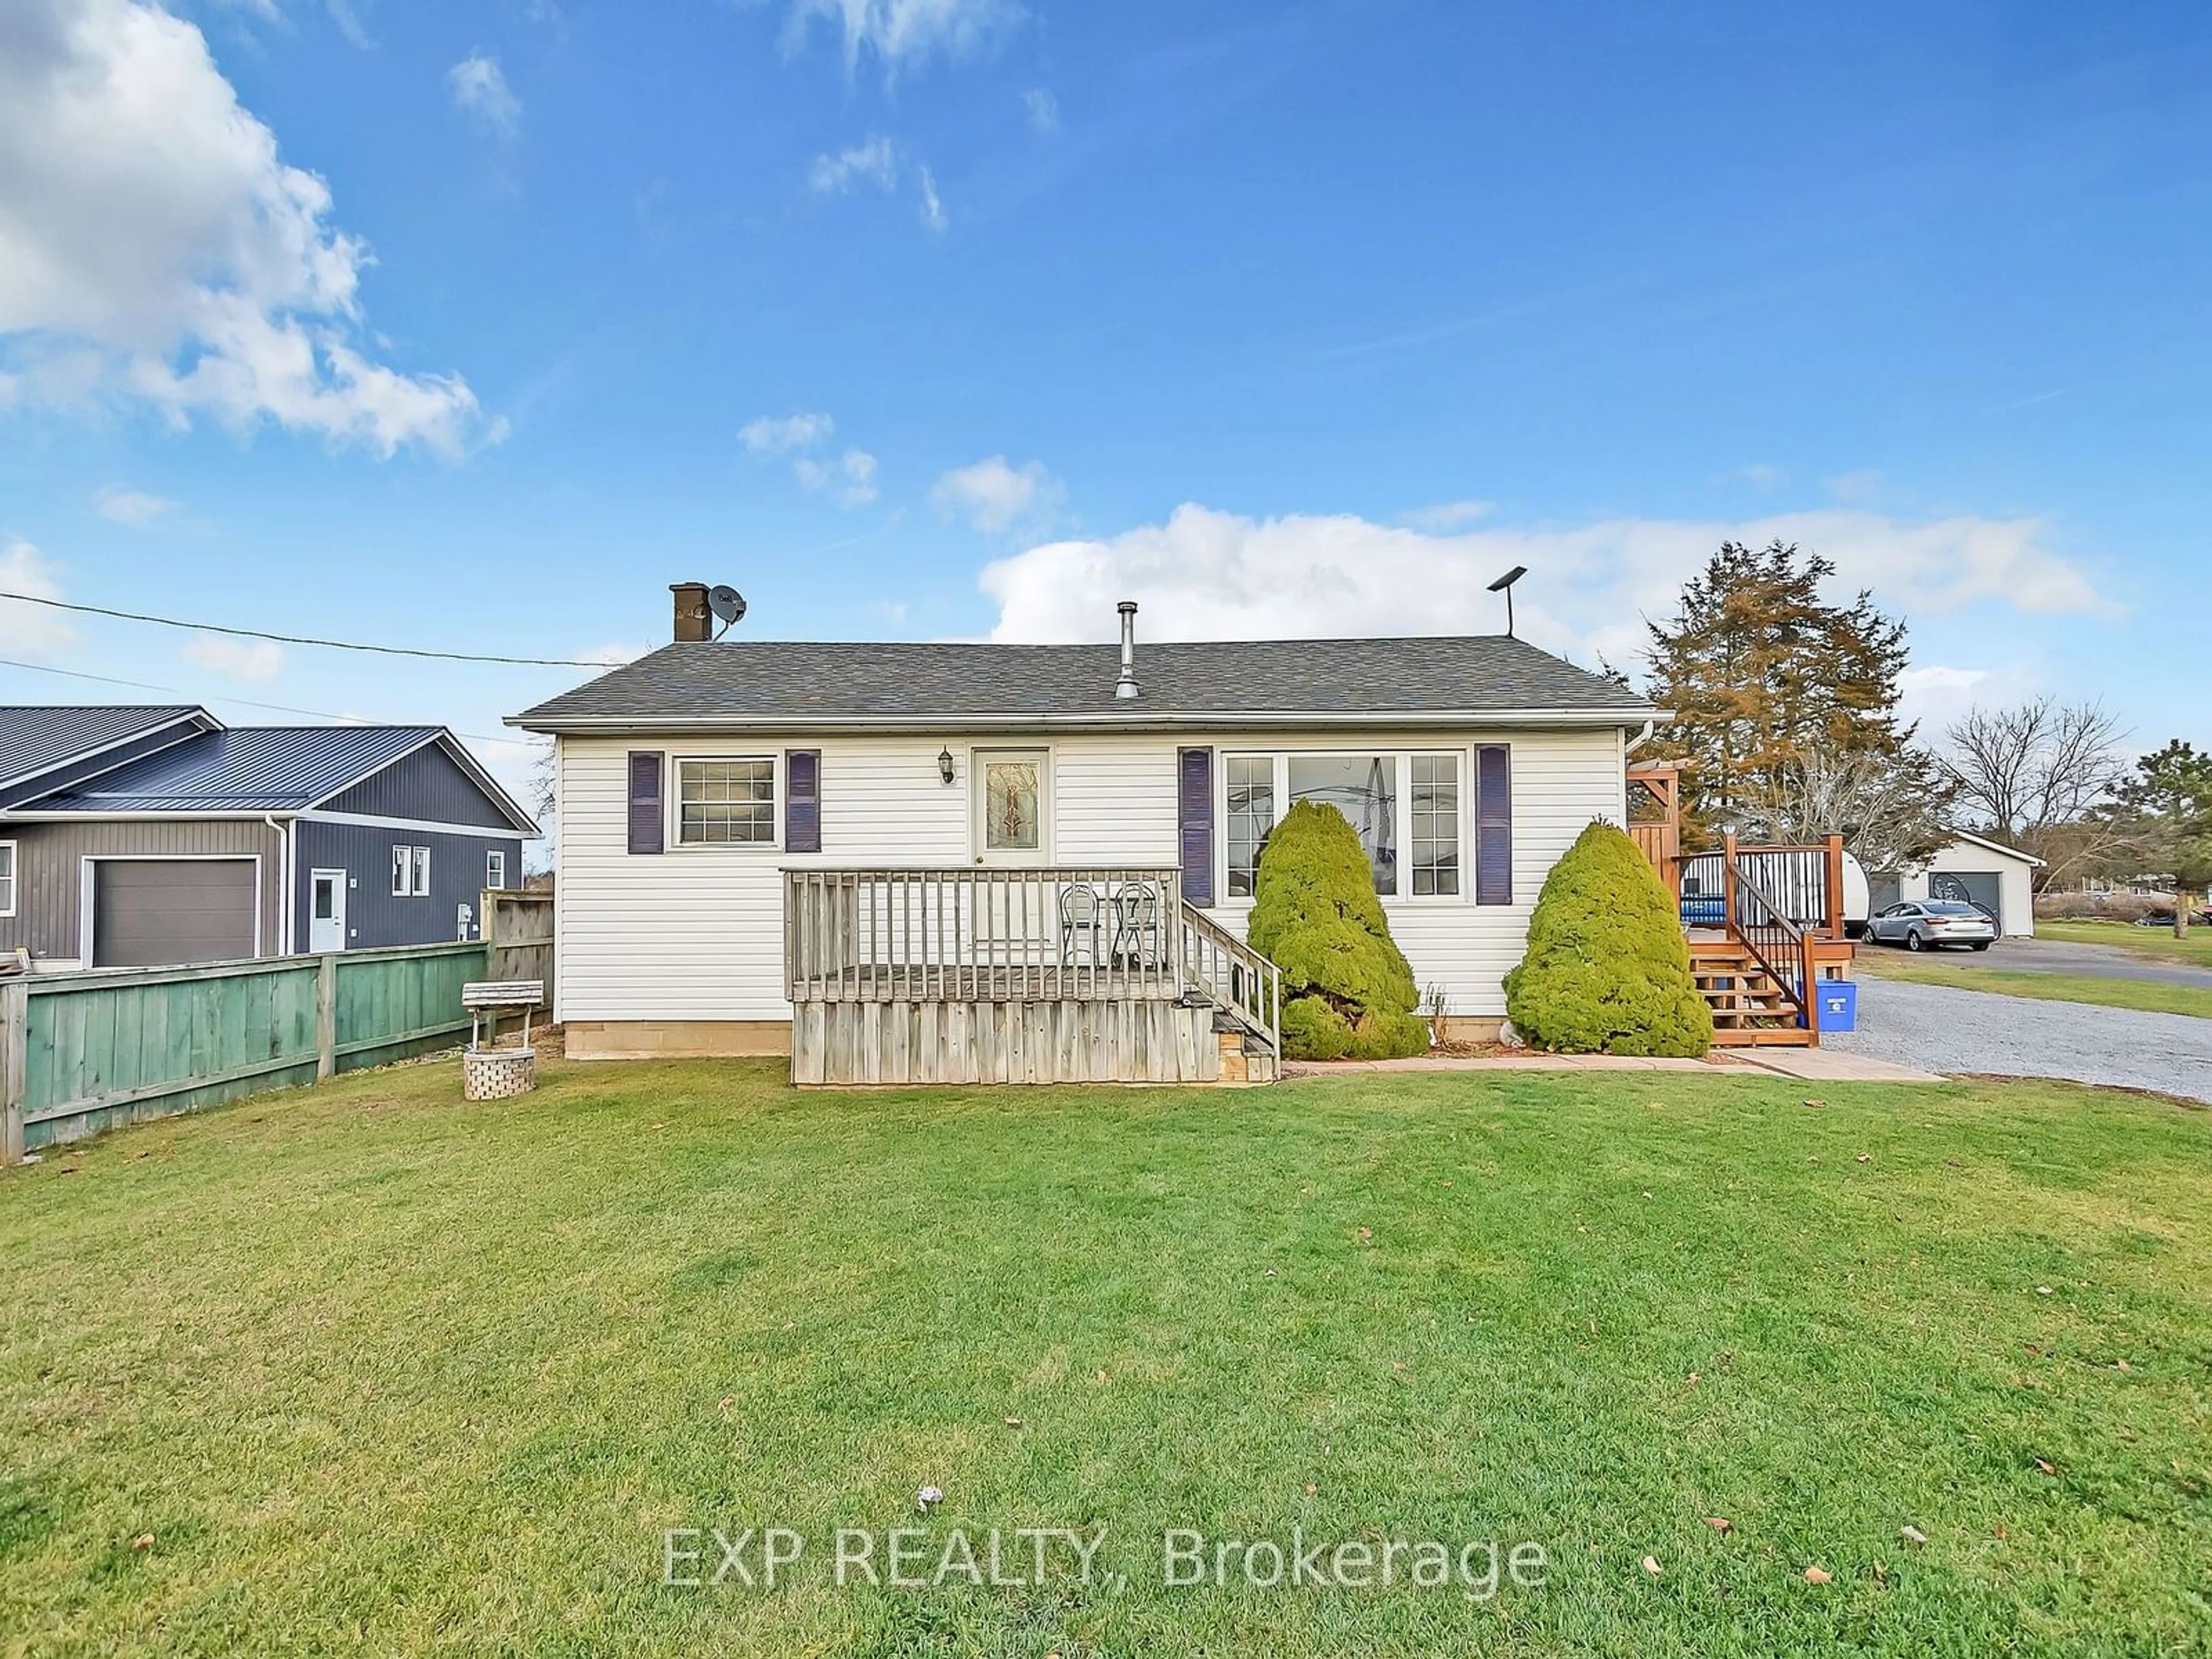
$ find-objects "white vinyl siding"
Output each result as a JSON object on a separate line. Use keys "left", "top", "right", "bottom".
{"left": 552, "top": 725, "right": 1627, "bottom": 1024}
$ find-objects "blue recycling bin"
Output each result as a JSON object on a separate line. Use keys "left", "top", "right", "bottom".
{"left": 1816, "top": 980, "right": 1858, "bottom": 1033}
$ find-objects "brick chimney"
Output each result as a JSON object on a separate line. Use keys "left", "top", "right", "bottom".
{"left": 670, "top": 581, "right": 711, "bottom": 643}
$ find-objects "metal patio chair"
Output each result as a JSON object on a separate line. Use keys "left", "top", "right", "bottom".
{"left": 1111, "top": 881, "right": 1165, "bottom": 972}
{"left": 1059, "top": 882, "right": 1104, "bottom": 969}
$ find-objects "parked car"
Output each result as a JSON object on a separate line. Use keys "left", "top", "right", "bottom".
{"left": 2132, "top": 906, "right": 2212, "bottom": 929}
{"left": 1868, "top": 900, "right": 1997, "bottom": 951}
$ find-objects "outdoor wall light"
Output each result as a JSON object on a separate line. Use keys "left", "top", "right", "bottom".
{"left": 938, "top": 747, "right": 956, "bottom": 785}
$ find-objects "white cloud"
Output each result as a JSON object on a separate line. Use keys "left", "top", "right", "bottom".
{"left": 835, "top": 448, "right": 878, "bottom": 506}
{"left": 786, "top": 0, "right": 1021, "bottom": 79}
{"left": 796, "top": 446, "right": 878, "bottom": 508}
{"left": 0, "top": 540, "right": 76, "bottom": 657}
{"left": 323, "top": 0, "right": 370, "bottom": 49}
{"left": 1399, "top": 499, "right": 1493, "bottom": 532}
{"left": 1895, "top": 664, "right": 2050, "bottom": 734}
{"left": 92, "top": 484, "right": 176, "bottom": 527}
{"left": 1023, "top": 86, "right": 1059, "bottom": 134}
{"left": 181, "top": 633, "right": 283, "bottom": 681}
{"left": 448, "top": 53, "right": 521, "bottom": 138}
{"left": 976, "top": 503, "right": 2120, "bottom": 674}
{"left": 741, "top": 412, "right": 874, "bottom": 506}
{"left": 807, "top": 136, "right": 899, "bottom": 195}
{"left": 0, "top": 0, "right": 491, "bottom": 456}
{"left": 935, "top": 455, "right": 1063, "bottom": 535}
{"left": 805, "top": 138, "right": 944, "bottom": 231}
{"left": 740, "top": 411, "right": 835, "bottom": 455}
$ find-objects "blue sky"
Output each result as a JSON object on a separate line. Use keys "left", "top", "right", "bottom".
{"left": 2, "top": 0, "right": 2206, "bottom": 807}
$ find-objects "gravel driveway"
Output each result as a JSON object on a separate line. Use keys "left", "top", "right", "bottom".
{"left": 1859, "top": 934, "right": 2212, "bottom": 989}
{"left": 1828, "top": 978, "right": 2212, "bottom": 1105}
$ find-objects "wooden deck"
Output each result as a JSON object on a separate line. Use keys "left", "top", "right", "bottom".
{"left": 783, "top": 866, "right": 1281, "bottom": 1086}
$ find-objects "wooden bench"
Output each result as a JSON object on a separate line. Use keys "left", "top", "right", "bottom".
{"left": 463, "top": 980, "right": 546, "bottom": 1052}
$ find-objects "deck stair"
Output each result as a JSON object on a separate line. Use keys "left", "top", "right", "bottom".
{"left": 1628, "top": 771, "right": 1856, "bottom": 1052}
{"left": 1688, "top": 938, "right": 1814, "bottom": 1046}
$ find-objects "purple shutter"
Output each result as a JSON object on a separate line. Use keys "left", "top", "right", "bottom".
{"left": 785, "top": 749, "right": 821, "bottom": 853}
{"left": 1178, "top": 746, "right": 1215, "bottom": 907}
{"left": 627, "top": 751, "right": 664, "bottom": 855}
{"left": 1475, "top": 744, "right": 1512, "bottom": 904}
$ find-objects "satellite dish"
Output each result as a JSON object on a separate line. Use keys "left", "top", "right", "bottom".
{"left": 707, "top": 585, "right": 747, "bottom": 638}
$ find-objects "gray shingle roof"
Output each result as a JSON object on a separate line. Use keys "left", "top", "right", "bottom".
{"left": 26, "top": 726, "right": 446, "bottom": 812}
{"left": 511, "top": 636, "right": 1653, "bottom": 730}
{"left": 0, "top": 706, "right": 204, "bottom": 787}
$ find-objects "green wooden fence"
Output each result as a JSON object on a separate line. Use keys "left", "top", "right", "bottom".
{"left": 1, "top": 942, "right": 486, "bottom": 1160}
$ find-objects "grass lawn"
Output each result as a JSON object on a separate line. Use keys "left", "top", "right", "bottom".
{"left": 3, "top": 1060, "right": 2209, "bottom": 1657}
{"left": 1855, "top": 951, "right": 2212, "bottom": 1021}
{"left": 2040, "top": 919, "right": 2212, "bottom": 971}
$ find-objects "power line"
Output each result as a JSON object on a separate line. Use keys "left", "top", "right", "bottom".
{"left": 0, "top": 655, "right": 531, "bottom": 749}
{"left": 0, "top": 590, "right": 613, "bottom": 668}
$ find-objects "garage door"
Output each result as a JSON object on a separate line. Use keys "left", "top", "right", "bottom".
{"left": 1929, "top": 870, "right": 2003, "bottom": 930}
{"left": 92, "top": 860, "right": 258, "bottom": 968}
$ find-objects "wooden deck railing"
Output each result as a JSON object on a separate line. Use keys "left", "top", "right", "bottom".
{"left": 1676, "top": 834, "right": 1847, "bottom": 939}
{"left": 783, "top": 866, "right": 1285, "bottom": 1057}
{"left": 785, "top": 866, "right": 1187, "bottom": 1003}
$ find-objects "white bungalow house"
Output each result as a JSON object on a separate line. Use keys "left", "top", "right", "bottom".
{"left": 512, "top": 585, "right": 1672, "bottom": 1082}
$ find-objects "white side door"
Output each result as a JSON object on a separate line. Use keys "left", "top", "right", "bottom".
{"left": 309, "top": 868, "right": 347, "bottom": 952}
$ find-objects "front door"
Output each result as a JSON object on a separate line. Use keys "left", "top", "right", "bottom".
{"left": 309, "top": 868, "right": 347, "bottom": 952}
{"left": 972, "top": 749, "right": 1051, "bottom": 865}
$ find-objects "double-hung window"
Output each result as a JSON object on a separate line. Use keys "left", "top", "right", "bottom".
{"left": 486, "top": 850, "right": 506, "bottom": 890}
{"left": 392, "top": 844, "right": 431, "bottom": 897}
{"left": 677, "top": 758, "right": 777, "bottom": 846}
{"left": 0, "top": 841, "right": 15, "bottom": 918}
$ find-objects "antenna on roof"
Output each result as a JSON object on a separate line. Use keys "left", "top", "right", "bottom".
{"left": 1486, "top": 566, "right": 1528, "bottom": 638}
{"left": 707, "top": 585, "right": 747, "bottom": 640}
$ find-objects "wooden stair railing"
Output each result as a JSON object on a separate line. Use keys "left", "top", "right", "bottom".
{"left": 1719, "top": 832, "right": 1821, "bottom": 1045}
{"left": 1176, "top": 901, "right": 1283, "bottom": 1057}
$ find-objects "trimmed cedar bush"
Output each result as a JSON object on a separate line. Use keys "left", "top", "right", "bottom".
{"left": 1503, "top": 821, "right": 1713, "bottom": 1056}
{"left": 1247, "top": 800, "right": 1431, "bottom": 1060}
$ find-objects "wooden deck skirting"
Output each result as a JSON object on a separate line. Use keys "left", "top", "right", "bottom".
{"left": 783, "top": 866, "right": 1279, "bottom": 1086}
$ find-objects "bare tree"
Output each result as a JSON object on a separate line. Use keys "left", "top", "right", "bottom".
{"left": 1737, "top": 746, "right": 1955, "bottom": 875}
{"left": 525, "top": 738, "right": 556, "bottom": 874}
{"left": 1941, "top": 699, "right": 2135, "bottom": 885}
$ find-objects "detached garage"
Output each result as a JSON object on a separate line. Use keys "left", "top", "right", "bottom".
{"left": 1892, "top": 832, "right": 2046, "bottom": 938}
{"left": 89, "top": 858, "right": 260, "bottom": 968}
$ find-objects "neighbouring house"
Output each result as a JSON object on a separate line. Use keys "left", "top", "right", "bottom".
{"left": 0, "top": 707, "right": 536, "bottom": 970}
{"left": 1868, "top": 831, "right": 2044, "bottom": 938}
{"left": 515, "top": 584, "right": 1844, "bottom": 1082}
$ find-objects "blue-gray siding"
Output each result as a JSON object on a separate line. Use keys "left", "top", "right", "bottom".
{"left": 319, "top": 740, "right": 520, "bottom": 830}
{"left": 291, "top": 820, "right": 524, "bottom": 952}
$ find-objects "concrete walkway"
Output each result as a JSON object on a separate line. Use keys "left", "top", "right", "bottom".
{"left": 1730, "top": 1047, "right": 1947, "bottom": 1084}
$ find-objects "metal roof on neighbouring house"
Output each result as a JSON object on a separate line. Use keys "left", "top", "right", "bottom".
{"left": 0, "top": 705, "right": 209, "bottom": 789}
{"left": 510, "top": 636, "right": 1657, "bottom": 732}
{"left": 22, "top": 726, "right": 453, "bottom": 813}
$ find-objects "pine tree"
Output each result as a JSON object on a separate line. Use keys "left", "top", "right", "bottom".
{"left": 1644, "top": 540, "right": 1923, "bottom": 847}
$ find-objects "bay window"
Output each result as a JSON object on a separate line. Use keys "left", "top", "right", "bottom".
{"left": 1224, "top": 748, "right": 1501, "bottom": 902}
